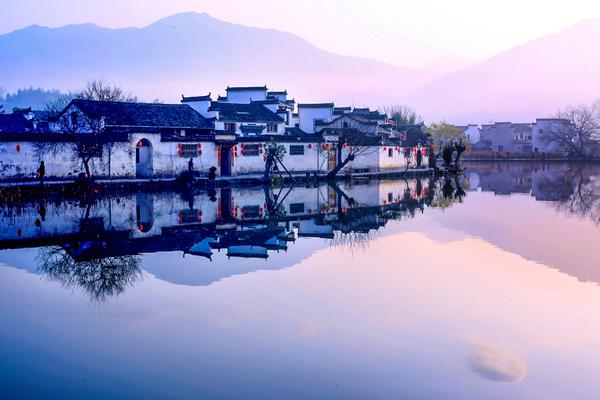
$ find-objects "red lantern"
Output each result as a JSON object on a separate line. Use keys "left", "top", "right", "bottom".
{"left": 198, "top": 143, "right": 202, "bottom": 148}
{"left": 198, "top": 150, "right": 202, "bottom": 155}
{"left": 16, "top": 144, "right": 21, "bottom": 152}
{"left": 308, "top": 143, "right": 312, "bottom": 149}
{"left": 177, "top": 143, "right": 182, "bottom": 148}
{"left": 263, "top": 156, "right": 267, "bottom": 162}
{"left": 178, "top": 150, "right": 182, "bottom": 155}
{"left": 383, "top": 147, "right": 387, "bottom": 151}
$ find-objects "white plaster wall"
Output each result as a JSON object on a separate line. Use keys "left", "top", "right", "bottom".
{"left": 465, "top": 125, "right": 481, "bottom": 144}
{"left": 0, "top": 141, "right": 135, "bottom": 179}
{"left": 227, "top": 89, "right": 267, "bottom": 104}
{"left": 131, "top": 134, "right": 218, "bottom": 177}
{"left": 532, "top": 120, "right": 568, "bottom": 154}
{"left": 298, "top": 107, "right": 334, "bottom": 133}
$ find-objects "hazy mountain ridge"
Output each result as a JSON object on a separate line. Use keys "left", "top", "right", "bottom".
{"left": 410, "top": 18, "right": 600, "bottom": 124}
{"left": 0, "top": 12, "right": 437, "bottom": 106}
{"left": 1, "top": 12, "right": 599, "bottom": 123}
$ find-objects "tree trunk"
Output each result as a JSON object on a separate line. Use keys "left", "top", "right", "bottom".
{"left": 83, "top": 159, "right": 91, "bottom": 179}
{"left": 262, "top": 154, "right": 274, "bottom": 183}
{"left": 327, "top": 154, "right": 354, "bottom": 180}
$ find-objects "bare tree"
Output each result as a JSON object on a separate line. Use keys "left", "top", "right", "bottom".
{"left": 37, "top": 246, "right": 142, "bottom": 301}
{"left": 380, "top": 104, "right": 423, "bottom": 126}
{"left": 325, "top": 131, "right": 382, "bottom": 179}
{"left": 38, "top": 79, "right": 137, "bottom": 179}
{"left": 540, "top": 100, "right": 600, "bottom": 158}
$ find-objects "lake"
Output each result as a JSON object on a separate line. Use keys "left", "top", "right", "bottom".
{"left": 1, "top": 162, "right": 600, "bottom": 399}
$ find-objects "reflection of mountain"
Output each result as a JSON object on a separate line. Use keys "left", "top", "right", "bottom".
{"left": 0, "top": 178, "right": 448, "bottom": 292}
{"left": 445, "top": 162, "right": 600, "bottom": 283}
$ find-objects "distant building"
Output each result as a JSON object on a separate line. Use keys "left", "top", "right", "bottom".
{"left": 477, "top": 122, "right": 532, "bottom": 153}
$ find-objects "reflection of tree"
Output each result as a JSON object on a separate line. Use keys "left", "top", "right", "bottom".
{"left": 37, "top": 246, "right": 142, "bottom": 301}
{"left": 330, "top": 230, "right": 377, "bottom": 254}
{"left": 553, "top": 165, "right": 600, "bottom": 224}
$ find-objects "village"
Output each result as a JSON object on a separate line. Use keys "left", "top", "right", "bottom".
{"left": 0, "top": 85, "right": 435, "bottom": 184}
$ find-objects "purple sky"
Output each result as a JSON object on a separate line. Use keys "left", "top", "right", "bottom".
{"left": 2, "top": 0, "right": 600, "bottom": 66}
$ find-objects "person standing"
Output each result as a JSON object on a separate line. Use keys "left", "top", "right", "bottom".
{"left": 188, "top": 158, "right": 194, "bottom": 172}
{"left": 37, "top": 160, "right": 45, "bottom": 185}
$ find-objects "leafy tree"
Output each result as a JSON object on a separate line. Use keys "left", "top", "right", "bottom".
{"left": 426, "top": 122, "right": 469, "bottom": 149}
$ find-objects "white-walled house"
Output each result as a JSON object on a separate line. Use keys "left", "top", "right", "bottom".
{"left": 0, "top": 99, "right": 217, "bottom": 180}
{"left": 532, "top": 118, "right": 570, "bottom": 155}
{"left": 1, "top": 85, "right": 432, "bottom": 181}
{"left": 298, "top": 103, "right": 334, "bottom": 133}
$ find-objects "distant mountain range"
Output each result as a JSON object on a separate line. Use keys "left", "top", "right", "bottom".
{"left": 1, "top": 12, "right": 599, "bottom": 124}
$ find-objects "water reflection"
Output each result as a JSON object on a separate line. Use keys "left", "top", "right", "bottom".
{"left": 0, "top": 176, "right": 468, "bottom": 298}
{"left": 2, "top": 162, "right": 600, "bottom": 299}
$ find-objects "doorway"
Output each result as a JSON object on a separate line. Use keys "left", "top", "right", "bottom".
{"left": 220, "top": 145, "right": 232, "bottom": 176}
{"left": 135, "top": 139, "right": 153, "bottom": 178}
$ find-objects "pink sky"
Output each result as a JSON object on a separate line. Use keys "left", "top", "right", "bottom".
{"left": 2, "top": 0, "right": 600, "bottom": 66}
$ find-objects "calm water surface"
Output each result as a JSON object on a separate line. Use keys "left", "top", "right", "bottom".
{"left": 1, "top": 162, "right": 600, "bottom": 399}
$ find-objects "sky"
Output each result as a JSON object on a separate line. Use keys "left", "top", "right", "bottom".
{"left": 1, "top": 0, "right": 600, "bottom": 67}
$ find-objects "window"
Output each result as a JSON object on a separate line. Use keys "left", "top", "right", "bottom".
{"left": 70, "top": 111, "right": 78, "bottom": 127}
{"left": 295, "top": 123, "right": 300, "bottom": 128}
{"left": 342, "top": 121, "right": 349, "bottom": 128}
{"left": 242, "top": 205, "right": 260, "bottom": 218}
{"left": 224, "top": 122, "right": 236, "bottom": 133}
{"left": 267, "top": 123, "right": 278, "bottom": 133}
{"left": 289, "top": 203, "right": 305, "bottom": 214}
{"left": 179, "top": 209, "right": 199, "bottom": 224}
{"left": 179, "top": 143, "right": 198, "bottom": 158}
{"left": 313, "top": 119, "right": 324, "bottom": 131}
{"left": 289, "top": 145, "right": 305, "bottom": 156}
{"left": 388, "top": 193, "right": 393, "bottom": 203}
{"left": 243, "top": 144, "right": 260, "bottom": 156}
{"left": 388, "top": 148, "right": 393, "bottom": 157}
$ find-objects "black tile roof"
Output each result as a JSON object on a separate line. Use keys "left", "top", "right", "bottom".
{"left": 240, "top": 124, "right": 266, "bottom": 135}
{"left": 226, "top": 86, "right": 268, "bottom": 92}
{"left": 267, "top": 90, "right": 287, "bottom": 95}
{"left": 181, "top": 94, "right": 211, "bottom": 102}
{"left": 209, "top": 102, "right": 284, "bottom": 123}
{"left": 298, "top": 103, "right": 334, "bottom": 109}
{"left": 66, "top": 99, "right": 214, "bottom": 129}
{"left": 0, "top": 113, "right": 34, "bottom": 133}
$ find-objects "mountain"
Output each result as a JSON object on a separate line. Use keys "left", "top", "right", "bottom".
{"left": 1, "top": 13, "right": 599, "bottom": 123}
{"left": 410, "top": 19, "right": 600, "bottom": 124}
{"left": 0, "top": 12, "right": 437, "bottom": 106}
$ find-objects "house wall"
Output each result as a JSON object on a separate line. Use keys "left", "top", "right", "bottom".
{"left": 131, "top": 134, "right": 218, "bottom": 177}
{"left": 231, "top": 142, "right": 324, "bottom": 175}
{"left": 465, "top": 125, "right": 480, "bottom": 144}
{"left": 532, "top": 119, "right": 568, "bottom": 155}
{"left": 226, "top": 89, "right": 267, "bottom": 104}
{"left": 298, "top": 107, "right": 334, "bottom": 133}
{"left": 316, "top": 115, "right": 378, "bottom": 134}
{"left": 0, "top": 140, "right": 134, "bottom": 179}
{"left": 181, "top": 100, "right": 215, "bottom": 118}
{"left": 214, "top": 120, "right": 285, "bottom": 136}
